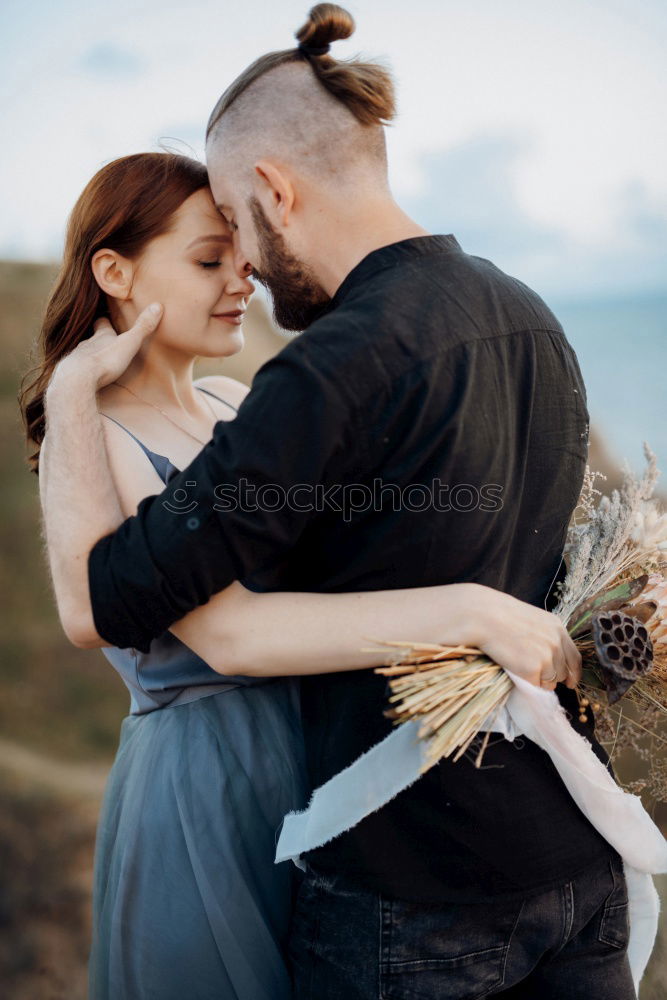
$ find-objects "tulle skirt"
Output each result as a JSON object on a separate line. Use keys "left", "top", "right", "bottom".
{"left": 88, "top": 678, "right": 307, "bottom": 1000}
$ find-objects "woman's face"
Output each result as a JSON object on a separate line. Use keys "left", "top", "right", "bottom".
{"left": 120, "top": 187, "right": 255, "bottom": 359}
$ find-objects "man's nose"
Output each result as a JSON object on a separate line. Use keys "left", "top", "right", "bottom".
{"left": 234, "top": 243, "right": 253, "bottom": 282}
{"left": 227, "top": 256, "right": 255, "bottom": 297}
{"left": 231, "top": 271, "right": 255, "bottom": 297}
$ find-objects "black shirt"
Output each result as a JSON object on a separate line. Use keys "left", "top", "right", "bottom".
{"left": 88, "top": 235, "right": 615, "bottom": 901}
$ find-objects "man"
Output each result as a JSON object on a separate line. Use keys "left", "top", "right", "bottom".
{"left": 41, "top": 7, "right": 633, "bottom": 998}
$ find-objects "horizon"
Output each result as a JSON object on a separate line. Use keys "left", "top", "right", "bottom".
{"left": 3, "top": 256, "right": 667, "bottom": 310}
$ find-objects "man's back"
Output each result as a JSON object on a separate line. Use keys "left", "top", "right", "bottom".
{"left": 265, "top": 235, "right": 589, "bottom": 604}
{"left": 260, "top": 235, "right": 614, "bottom": 901}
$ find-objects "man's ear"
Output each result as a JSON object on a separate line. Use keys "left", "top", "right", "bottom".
{"left": 253, "top": 160, "right": 295, "bottom": 227}
{"left": 91, "top": 249, "right": 135, "bottom": 300}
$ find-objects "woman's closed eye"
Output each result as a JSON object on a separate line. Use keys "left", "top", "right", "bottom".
{"left": 197, "top": 259, "right": 222, "bottom": 269}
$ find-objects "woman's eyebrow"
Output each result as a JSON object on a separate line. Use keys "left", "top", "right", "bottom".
{"left": 186, "top": 234, "right": 232, "bottom": 249}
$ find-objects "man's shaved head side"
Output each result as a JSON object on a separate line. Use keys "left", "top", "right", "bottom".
{"left": 206, "top": 4, "right": 397, "bottom": 190}
{"left": 204, "top": 6, "right": 407, "bottom": 334}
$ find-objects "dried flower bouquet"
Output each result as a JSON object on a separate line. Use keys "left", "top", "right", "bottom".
{"left": 366, "top": 444, "right": 667, "bottom": 788}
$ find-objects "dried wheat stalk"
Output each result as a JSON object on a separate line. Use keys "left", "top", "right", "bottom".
{"left": 367, "top": 445, "right": 667, "bottom": 784}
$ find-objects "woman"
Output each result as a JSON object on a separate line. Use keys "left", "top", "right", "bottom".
{"left": 21, "top": 152, "right": 579, "bottom": 1000}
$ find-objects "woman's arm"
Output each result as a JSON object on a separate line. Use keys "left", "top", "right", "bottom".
{"left": 171, "top": 579, "right": 580, "bottom": 689}
{"left": 90, "top": 420, "right": 579, "bottom": 688}
{"left": 39, "top": 309, "right": 163, "bottom": 646}
{"left": 39, "top": 422, "right": 123, "bottom": 648}
{"left": 173, "top": 581, "right": 477, "bottom": 675}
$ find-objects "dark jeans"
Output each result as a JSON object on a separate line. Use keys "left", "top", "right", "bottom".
{"left": 288, "top": 852, "right": 635, "bottom": 1000}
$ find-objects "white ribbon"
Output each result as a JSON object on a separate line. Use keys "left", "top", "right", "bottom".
{"left": 275, "top": 673, "right": 667, "bottom": 991}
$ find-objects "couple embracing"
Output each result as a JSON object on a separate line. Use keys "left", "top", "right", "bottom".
{"left": 27, "top": 4, "right": 634, "bottom": 999}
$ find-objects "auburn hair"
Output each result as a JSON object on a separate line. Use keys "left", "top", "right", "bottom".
{"left": 18, "top": 152, "right": 209, "bottom": 475}
{"left": 206, "top": 3, "right": 396, "bottom": 137}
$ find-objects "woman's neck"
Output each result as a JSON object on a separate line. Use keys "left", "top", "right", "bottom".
{"left": 112, "top": 342, "right": 201, "bottom": 417}
{"left": 107, "top": 298, "right": 204, "bottom": 414}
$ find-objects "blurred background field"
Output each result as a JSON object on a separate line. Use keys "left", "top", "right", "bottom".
{"left": 0, "top": 262, "right": 289, "bottom": 999}
{"left": 2, "top": 258, "right": 666, "bottom": 999}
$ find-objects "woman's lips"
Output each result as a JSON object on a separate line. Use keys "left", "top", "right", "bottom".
{"left": 212, "top": 311, "right": 245, "bottom": 326}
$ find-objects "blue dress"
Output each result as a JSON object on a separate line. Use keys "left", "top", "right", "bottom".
{"left": 89, "top": 388, "right": 307, "bottom": 1000}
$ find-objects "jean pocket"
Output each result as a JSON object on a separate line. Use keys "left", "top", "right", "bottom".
{"left": 380, "top": 896, "right": 523, "bottom": 1000}
{"left": 598, "top": 858, "right": 630, "bottom": 950}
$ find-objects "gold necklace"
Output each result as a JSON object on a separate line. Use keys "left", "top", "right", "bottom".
{"left": 111, "top": 381, "right": 218, "bottom": 446}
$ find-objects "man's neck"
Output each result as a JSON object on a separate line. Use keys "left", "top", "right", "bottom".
{"left": 310, "top": 200, "right": 432, "bottom": 298}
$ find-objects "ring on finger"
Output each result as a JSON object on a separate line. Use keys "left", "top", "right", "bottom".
{"left": 540, "top": 669, "right": 558, "bottom": 685}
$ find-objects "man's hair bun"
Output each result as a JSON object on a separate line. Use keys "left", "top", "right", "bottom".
{"left": 295, "top": 4, "right": 355, "bottom": 53}
{"left": 207, "top": 3, "right": 395, "bottom": 138}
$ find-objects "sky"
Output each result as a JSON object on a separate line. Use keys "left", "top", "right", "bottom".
{"left": 0, "top": 0, "right": 666, "bottom": 300}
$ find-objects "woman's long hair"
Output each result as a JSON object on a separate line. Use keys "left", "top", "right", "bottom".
{"left": 18, "top": 152, "right": 209, "bottom": 474}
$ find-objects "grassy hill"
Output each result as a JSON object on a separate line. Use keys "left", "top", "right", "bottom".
{"left": 1, "top": 260, "right": 665, "bottom": 998}
{"left": 0, "top": 259, "right": 288, "bottom": 997}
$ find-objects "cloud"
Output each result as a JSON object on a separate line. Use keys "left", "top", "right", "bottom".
{"left": 403, "top": 133, "right": 565, "bottom": 267}
{"left": 572, "top": 181, "right": 667, "bottom": 298}
{"left": 616, "top": 179, "right": 667, "bottom": 248}
{"left": 78, "top": 43, "right": 144, "bottom": 78}
{"left": 403, "top": 135, "right": 667, "bottom": 299}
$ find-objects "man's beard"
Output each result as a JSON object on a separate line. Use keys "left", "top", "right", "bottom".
{"left": 248, "top": 196, "right": 330, "bottom": 332}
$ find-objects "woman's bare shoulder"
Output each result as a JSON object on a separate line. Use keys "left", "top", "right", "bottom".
{"left": 194, "top": 375, "right": 250, "bottom": 408}
{"left": 98, "top": 414, "right": 166, "bottom": 516}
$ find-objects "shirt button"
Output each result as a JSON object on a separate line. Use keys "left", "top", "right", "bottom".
{"left": 186, "top": 516, "right": 200, "bottom": 531}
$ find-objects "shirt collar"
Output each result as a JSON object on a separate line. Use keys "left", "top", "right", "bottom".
{"left": 326, "top": 234, "right": 462, "bottom": 311}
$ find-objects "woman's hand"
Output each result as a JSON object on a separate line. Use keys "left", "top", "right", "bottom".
{"left": 47, "top": 303, "right": 163, "bottom": 395}
{"left": 464, "top": 584, "right": 581, "bottom": 691}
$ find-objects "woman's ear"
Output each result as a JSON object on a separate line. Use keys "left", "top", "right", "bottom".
{"left": 253, "top": 160, "right": 295, "bottom": 228}
{"left": 91, "top": 249, "right": 134, "bottom": 300}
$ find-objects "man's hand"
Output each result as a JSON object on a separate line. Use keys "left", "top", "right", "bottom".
{"left": 48, "top": 303, "right": 163, "bottom": 396}
{"left": 465, "top": 584, "right": 581, "bottom": 691}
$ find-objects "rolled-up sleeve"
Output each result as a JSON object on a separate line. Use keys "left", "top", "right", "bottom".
{"left": 88, "top": 340, "right": 356, "bottom": 652}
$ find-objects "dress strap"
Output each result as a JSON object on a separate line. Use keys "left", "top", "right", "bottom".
{"left": 195, "top": 384, "right": 238, "bottom": 414}
{"left": 99, "top": 412, "right": 172, "bottom": 482}
{"left": 99, "top": 387, "right": 235, "bottom": 478}
{"left": 99, "top": 412, "right": 156, "bottom": 460}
